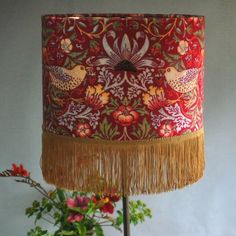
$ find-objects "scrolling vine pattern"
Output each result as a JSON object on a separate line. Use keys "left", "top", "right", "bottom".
{"left": 42, "top": 14, "right": 205, "bottom": 140}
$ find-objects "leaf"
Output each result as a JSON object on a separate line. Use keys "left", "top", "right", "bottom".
{"left": 95, "top": 225, "right": 104, "bottom": 236}
{"left": 59, "top": 231, "right": 74, "bottom": 235}
{"left": 63, "top": 57, "right": 70, "bottom": 67}
{"left": 152, "top": 17, "right": 158, "bottom": 24}
{"left": 113, "top": 21, "right": 120, "bottom": 29}
{"left": 178, "top": 19, "right": 183, "bottom": 27}
{"left": 69, "top": 51, "right": 84, "bottom": 59}
{"left": 67, "top": 25, "right": 75, "bottom": 32}
{"left": 185, "top": 24, "right": 192, "bottom": 34}
{"left": 92, "top": 19, "right": 99, "bottom": 25}
{"left": 165, "top": 23, "right": 173, "bottom": 30}
{"left": 46, "top": 204, "right": 53, "bottom": 212}
{"left": 122, "top": 97, "right": 130, "bottom": 106}
{"left": 153, "top": 26, "right": 159, "bottom": 35}
{"left": 116, "top": 210, "right": 123, "bottom": 226}
{"left": 56, "top": 189, "right": 65, "bottom": 202}
{"left": 70, "top": 32, "right": 77, "bottom": 41}
{"left": 79, "top": 225, "right": 87, "bottom": 236}
{"left": 91, "top": 24, "right": 100, "bottom": 34}
{"left": 162, "top": 51, "right": 173, "bottom": 63}
{"left": 110, "top": 97, "right": 119, "bottom": 107}
{"left": 33, "top": 200, "right": 40, "bottom": 208}
{"left": 128, "top": 200, "right": 152, "bottom": 226}
{"left": 78, "top": 21, "right": 87, "bottom": 28}
{"left": 101, "top": 107, "right": 114, "bottom": 115}
{"left": 176, "top": 27, "right": 182, "bottom": 35}
{"left": 132, "top": 117, "right": 151, "bottom": 139}
{"left": 168, "top": 53, "right": 179, "bottom": 61}
{"left": 34, "top": 212, "right": 42, "bottom": 224}
{"left": 90, "top": 39, "right": 98, "bottom": 47}
{"left": 27, "top": 226, "right": 51, "bottom": 236}
{"left": 94, "top": 118, "right": 120, "bottom": 140}
{"left": 132, "top": 97, "right": 141, "bottom": 109}
{"left": 173, "top": 33, "right": 180, "bottom": 42}
{"left": 69, "top": 207, "right": 84, "bottom": 214}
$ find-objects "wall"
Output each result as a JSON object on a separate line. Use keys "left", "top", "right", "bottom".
{"left": 0, "top": 0, "right": 236, "bottom": 235}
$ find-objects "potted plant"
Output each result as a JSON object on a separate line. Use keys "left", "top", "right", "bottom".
{"left": 0, "top": 163, "right": 152, "bottom": 236}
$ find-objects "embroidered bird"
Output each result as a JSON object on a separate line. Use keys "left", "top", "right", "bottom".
{"left": 46, "top": 65, "right": 89, "bottom": 91}
{"left": 164, "top": 67, "right": 199, "bottom": 93}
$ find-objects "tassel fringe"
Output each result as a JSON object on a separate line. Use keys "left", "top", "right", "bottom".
{"left": 41, "top": 128, "right": 205, "bottom": 196}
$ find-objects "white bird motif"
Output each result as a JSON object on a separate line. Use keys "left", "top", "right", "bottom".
{"left": 46, "top": 65, "right": 88, "bottom": 91}
{"left": 164, "top": 67, "right": 199, "bottom": 93}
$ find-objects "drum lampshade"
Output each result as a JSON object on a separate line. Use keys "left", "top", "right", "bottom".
{"left": 41, "top": 13, "right": 205, "bottom": 195}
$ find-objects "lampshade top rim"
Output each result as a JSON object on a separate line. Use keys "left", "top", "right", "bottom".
{"left": 42, "top": 13, "right": 205, "bottom": 19}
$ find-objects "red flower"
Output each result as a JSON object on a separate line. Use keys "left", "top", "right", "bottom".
{"left": 107, "top": 194, "right": 120, "bottom": 202}
{"left": 112, "top": 105, "right": 139, "bottom": 127}
{"left": 67, "top": 213, "right": 84, "bottom": 223}
{"left": 11, "top": 163, "right": 28, "bottom": 177}
{"left": 101, "top": 201, "right": 114, "bottom": 214}
{"left": 92, "top": 195, "right": 118, "bottom": 214}
{"left": 75, "top": 123, "right": 92, "bottom": 138}
{"left": 66, "top": 196, "right": 90, "bottom": 210}
{"left": 66, "top": 198, "right": 77, "bottom": 208}
{"left": 76, "top": 196, "right": 90, "bottom": 210}
{"left": 158, "top": 124, "right": 174, "bottom": 137}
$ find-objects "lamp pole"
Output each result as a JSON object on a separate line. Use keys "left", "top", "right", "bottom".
{"left": 122, "top": 196, "right": 130, "bottom": 236}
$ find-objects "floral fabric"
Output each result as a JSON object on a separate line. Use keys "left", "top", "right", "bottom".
{"left": 42, "top": 14, "right": 205, "bottom": 141}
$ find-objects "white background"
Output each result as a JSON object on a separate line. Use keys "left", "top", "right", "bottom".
{"left": 0, "top": 0, "right": 236, "bottom": 235}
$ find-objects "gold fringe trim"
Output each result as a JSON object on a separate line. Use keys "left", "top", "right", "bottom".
{"left": 41, "top": 128, "right": 205, "bottom": 196}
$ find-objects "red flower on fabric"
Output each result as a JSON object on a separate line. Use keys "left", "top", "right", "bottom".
{"left": 113, "top": 105, "right": 139, "bottom": 127}
{"left": 158, "top": 124, "right": 174, "bottom": 137}
{"left": 11, "top": 163, "right": 28, "bottom": 177}
{"left": 75, "top": 123, "right": 92, "bottom": 138}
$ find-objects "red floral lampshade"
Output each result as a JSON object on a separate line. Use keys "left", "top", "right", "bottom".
{"left": 41, "top": 13, "right": 205, "bottom": 195}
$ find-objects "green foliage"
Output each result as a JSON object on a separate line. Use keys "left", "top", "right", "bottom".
{"left": 0, "top": 164, "right": 153, "bottom": 236}
{"left": 112, "top": 21, "right": 121, "bottom": 30}
{"left": 132, "top": 98, "right": 149, "bottom": 116}
{"left": 129, "top": 200, "right": 152, "bottom": 226}
{"left": 27, "top": 226, "right": 52, "bottom": 236}
{"left": 63, "top": 50, "right": 88, "bottom": 68}
{"left": 26, "top": 189, "right": 152, "bottom": 236}
{"left": 131, "top": 118, "right": 156, "bottom": 139}
{"left": 101, "top": 97, "right": 119, "bottom": 115}
{"left": 92, "top": 118, "right": 120, "bottom": 140}
{"left": 162, "top": 51, "right": 186, "bottom": 71}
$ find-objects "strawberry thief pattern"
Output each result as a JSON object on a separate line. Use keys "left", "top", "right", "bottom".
{"left": 41, "top": 13, "right": 205, "bottom": 195}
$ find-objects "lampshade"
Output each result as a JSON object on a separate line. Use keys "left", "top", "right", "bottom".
{"left": 41, "top": 13, "right": 205, "bottom": 195}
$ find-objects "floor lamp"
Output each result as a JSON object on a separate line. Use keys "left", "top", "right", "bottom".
{"left": 41, "top": 13, "right": 205, "bottom": 235}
